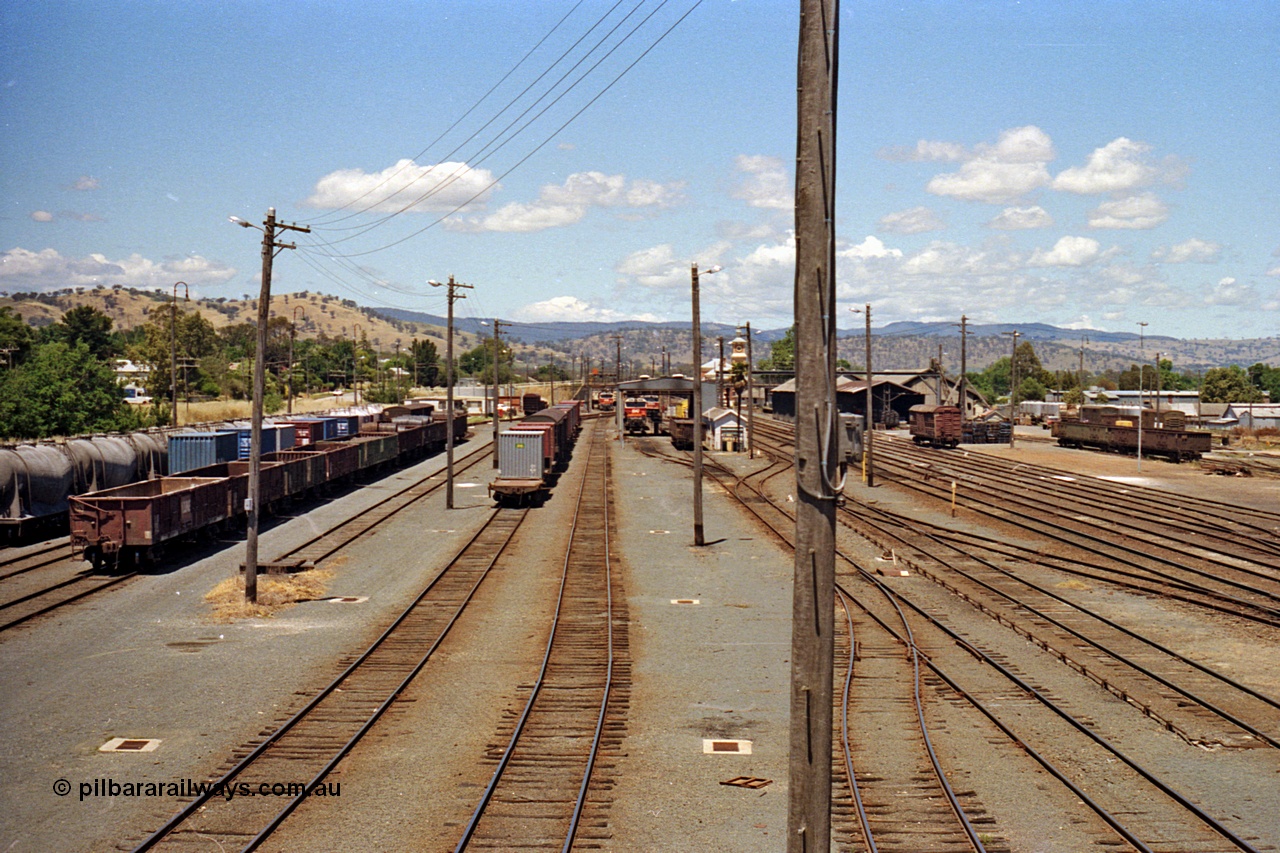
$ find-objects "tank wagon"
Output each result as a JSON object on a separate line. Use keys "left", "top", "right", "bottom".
{"left": 68, "top": 410, "right": 467, "bottom": 569}
{"left": 1052, "top": 405, "right": 1211, "bottom": 462}
{"left": 489, "top": 402, "right": 582, "bottom": 506}
{"left": 0, "top": 432, "right": 168, "bottom": 544}
{"left": 908, "top": 404, "right": 962, "bottom": 448}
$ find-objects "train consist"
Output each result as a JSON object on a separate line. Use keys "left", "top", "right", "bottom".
{"left": 69, "top": 405, "right": 467, "bottom": 569}
{"left": 1051, "top": 405, "right": 1212, "bottom": 462}
{"left": 0, "top": 433, "right": 168, "bottom": 544}
{"left": 908, "top": 405, "right": 962, "bottom": 448}
{"left": 489, "top": 400, "right": 583, "bottom": 506}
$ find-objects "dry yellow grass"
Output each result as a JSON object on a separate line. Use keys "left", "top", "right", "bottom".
{"left": 1055, "top": 578, "right": 1092, "bottom": 591}
{"left": 204, "top": 568, "right": 333, "bottom": 621}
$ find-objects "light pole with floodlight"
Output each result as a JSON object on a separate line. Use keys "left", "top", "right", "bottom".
{"left": 691, "top": 262, "right": 720, "bottom": 546}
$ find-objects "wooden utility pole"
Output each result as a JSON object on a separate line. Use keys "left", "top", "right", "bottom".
{"left": 717, "top": 336, "right": 725, "bottom": 407}
{"left": 957, "top": 314, "right": 968, "bottom": 422}
{"left": 790, "top": 0, "right": 839, "bottom": 847}
{"left": 490, "top": 319, "right": 510, "bottom": 468}
{"left": 1005, "top": 329, "right": 1021, "bottom": 448}
{"left": 745, "top": 322, "right": 754, "bottom": 459}
{"left": 430, "top": 277, "right": 471, "bottom": 508}
{"left": 238, "top": 207, "right": 308, "bottom": 604}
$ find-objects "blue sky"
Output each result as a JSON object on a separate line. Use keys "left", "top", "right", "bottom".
{"left": 2, "top": 0, "right": 1277, "bottom": 339}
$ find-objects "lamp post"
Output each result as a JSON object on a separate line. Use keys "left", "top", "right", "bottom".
{"left": 850, "top": 305, "right": 874, "bottom": 486}
{"left": 739, "top": 323, "right": 754, "bottom": 458}
{"left": 1004, "top": 329, "right": 1021, "bottom": 448}
{"left": 170, "top": 282, "right": 188, "bottom": 426}
{"left": 1137, "top": 321, "right": 1148, "bottom": 471}
{"left": 430, "top": 277, "right": 472, "bottom": 509}
{"left": 691, "top": 262, "right": 720, "bottom": 546}
{"left": 288, "top": 306, "right": 305, "bottom": 414}
{"left": 352, "top": 323, "right": 363, "bottom": 406}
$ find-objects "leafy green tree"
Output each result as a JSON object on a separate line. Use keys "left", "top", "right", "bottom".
{"left": 1017, "top": 376, "right": 1047, "bottom": 402}
{"left": 45, "top": 305, "right": 116, "bottom": 359}
{"left": 410, "top": 338, "right": 440, "bottom": 387}
{"left": 133, "top": 308, "right": 218, "bottom": 399}
{"left": 758, "top": 325, "right": 796, "bottom": 370}
{"left": 1063, "top": 387, "right": 1085, "bottom": 407}
{"left": 1247, "top": 362, "right": 1280, "bottom": 401}
{"left": 0, "top": 342, "right": 128, "bottom": 439}
{"left": 0, "top": 306, "right": 36, "bottom": 366}
{"left": 1201, "top": 365, "right": 1265, "bottom": 403}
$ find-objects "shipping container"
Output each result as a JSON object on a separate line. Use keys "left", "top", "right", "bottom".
{"left": 168, "top": 431, "right": 239, "bottom": 475}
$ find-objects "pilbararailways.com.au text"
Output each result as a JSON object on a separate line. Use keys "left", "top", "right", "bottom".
{"left": 58, "top": 778, "right": 342, "bottom": 802}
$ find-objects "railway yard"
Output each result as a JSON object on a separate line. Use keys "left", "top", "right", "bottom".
{"left": 3, "top": 411, "right": 1280, "bottom": 852}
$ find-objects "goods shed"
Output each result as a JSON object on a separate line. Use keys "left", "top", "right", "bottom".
{"left": 768, "top": 375, "right": 922, "bottom": 427}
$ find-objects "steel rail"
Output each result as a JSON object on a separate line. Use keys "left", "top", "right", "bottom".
{"left": 454, "top": 422, "right": 613, "bottom": 852}
{"left": 840, "top": 499, "right": 1280, "bottom": 750}
{"left": 871, "top": 441, "right": 1280, "bottom": 588}
{"left": 132, "top": 506, "right": 525, "bottom": 853}
{"left": 866, "top": 449, "right": 1280, "bottom": 609}
{"left": 716, "top": 425, "right": 1262, "bottom": 852}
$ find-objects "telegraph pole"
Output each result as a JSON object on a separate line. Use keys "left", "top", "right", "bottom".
{"left": 745, "top": 322, "right": 754, "bottom": 459}
{"left": 236, "top": 207, "right": 308, "bottom": 604}
{"left": 1005, "top": 330, "right": 1021, "bottom": 448}
{"left": 717, "top": 336, "right": 725, "bottom": 407}
{"left": 430, "top": 277, "right": 471, "bottom": 508}
{"left": 956, "top": 315, "right": 968, "bottom": 423}
{"left": 791, "top": 0, "right": 839, "bottom": 847}
{"left": 490, "top": 319, "right": 511, "bottom": 468}
{"left": 170, "top": 282, "right": 188, "bottom": 426}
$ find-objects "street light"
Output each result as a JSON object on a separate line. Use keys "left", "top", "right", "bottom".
{"left": 1137, "top": 321, "right": 1148, "bottom": 472}
{"left": 288, "top": 306, "right": 305, "bottom": 414}
{"left": 170, "top": 281, "right": 188, "bottom": 426}
{"left": 691, "top": 262, "right": 721, "bottom": 546}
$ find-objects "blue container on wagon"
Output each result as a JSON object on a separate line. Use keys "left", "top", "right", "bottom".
{"left": 222, "top": 422, "right": 298, "bottom": 460}
{"left": 330, "top": 414, "right": 360, "bottom": 438}
{"left": 167, "top": 431, "right": 239, "bottom": 475}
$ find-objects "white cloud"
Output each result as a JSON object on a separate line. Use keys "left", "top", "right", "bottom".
{"left": 878, "top": 139, "right": 967, "bottom": 162}
{"left": 306, "top": 159, "right": 499, "bottom": 213}
{"left": 450, "top": 171, "right": 683, "bottom": 233}
{"left": 69, "top": 176, "right": 99, "bottom": 191}
{"left": 731, "top": 155, "right": 791, "bottom": 210}
{"left": 1029, "top": 236, "right": 1103, "bottom": 267}
{"left": 1204, "top": 277, "right": 1257, "bottom": 306}
{"left": 879, "top": 206, "right": 945, "bottom": 234}
{"left": 1151, "top": 238, "right": 1220, "bottom": 263}
{"left": 987, "top": 205, "right": 1053, "bottom": 230}
{"left": 615, "top": 244, "right": 685, "bottom": 290}
{"left": 513, "top": 295, "right": 660, "bottom": 323}
{"left": 1053, "top": 137, "right": 1168, "bottom": 195}
{"left": 841, "top": 236, "right": 902, "bottom": 260}
{"left": 30, "top": 211, "right": 53, "bottom": 222}
{"left": 0, "top": 247, "right": 236, "bottom": 292}
{"left": 926, "top": 126, "right": 1055, "bottom": 203}
{"left": 1087, "top": 193, "right": 1169, "bottom": 229}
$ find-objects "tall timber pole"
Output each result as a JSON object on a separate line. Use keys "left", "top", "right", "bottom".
{"left": 790, "top": 0, "right": 839, "bottom": 848}
{"left": 232, "top": 208, "right": 308, "bottom": 604}
{"left": 430, "top": 277, "right": 471, "bottom": 509}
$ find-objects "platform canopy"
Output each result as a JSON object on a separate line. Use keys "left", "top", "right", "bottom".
{"left": 616, "top": 376, "right": 706, "bottom": 395}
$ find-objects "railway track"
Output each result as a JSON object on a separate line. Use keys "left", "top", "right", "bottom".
{"left": 0, "top": 440, "right": 494, "bottom": 636}
{"left": 454, "top": 418, "right": 628, "bottom": 851}
{"left": 642, "top": 423, "right": 1274, "bottom": 850}
{"left": 130, "top": 506, "right": 530, "bottom": 852}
